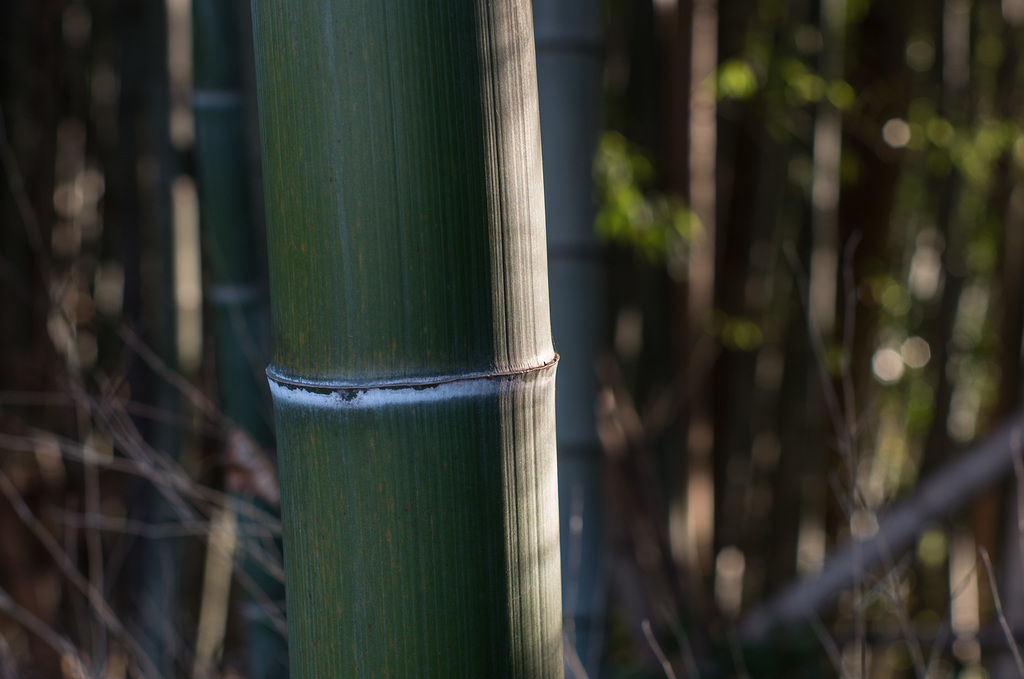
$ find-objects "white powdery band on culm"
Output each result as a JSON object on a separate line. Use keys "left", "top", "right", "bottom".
{"left": 267, "top": 358, "right": 558, "bottom": 411}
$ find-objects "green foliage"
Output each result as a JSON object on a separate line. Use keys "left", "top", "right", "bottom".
{"left": 593, "top": 132, "right": 698, "bottom": 259}
{"left": 708, "top": 310, "right": 765, "bottom": 352}
{"left": 901, "top": 97, "right": 1024, "bottom": 188}
{"left": 774, "top": 59, "right": 857, "bottom": 110}
{"left": 718, "top": 58, "right": 759, "bottom": 101}
{"left": 906, "top": 379, "right": 935, "bottom": 433}
{"left": 846, "top": 0, "right": 872, "bottom": 24}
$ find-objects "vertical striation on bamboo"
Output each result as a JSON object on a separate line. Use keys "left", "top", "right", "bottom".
{"left": 250, "top": 0, "right": 564, "bottom": 675}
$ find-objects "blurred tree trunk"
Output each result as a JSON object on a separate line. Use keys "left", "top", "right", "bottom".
{"left": 684, "top": 0, "right": 718, "bottom": 581}
{"left": 191, "top": 0, "right": 285, "bottom": 676}
{"left": 990, "top": 5, "right": 1024, "bottom": 678}
{"left": 0, "top": 0, "right": 58, "bottom": 392}
{"left": 116, "top": 0, "right": 183, "bottom": 673}
{"left": 921, "top": 0, "right": 971, "bottom": 480}
{"left": 251, "top": 0, "right": 563, "bottom": 675}
{"left": 533, "top": 1, "right": 606, "bottom": 676}
{"left": 0, "top": 1, "right": 63, "bottom": 676}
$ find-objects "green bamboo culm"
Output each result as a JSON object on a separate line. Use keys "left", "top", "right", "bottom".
{"left": 192, "top": 0, "right": 287, "bottom": 676}
{"left": 250, "top": 0, "right": 564, "bottom": 676}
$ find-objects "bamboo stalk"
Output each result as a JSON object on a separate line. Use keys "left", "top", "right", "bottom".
{"left": 533, "top": 1, "right": 606, "bottom": 675}
{"left": 193, "top": 0, "right": 271, "bottom": 445}
{"left": 192, "top": 0, "right": 286, "bottom": 675}
{"left": 251, "top": 0, "right": 563, "bottom": 675}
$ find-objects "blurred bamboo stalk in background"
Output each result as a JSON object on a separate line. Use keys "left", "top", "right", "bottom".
{"left": 192, "top": 0, "right": 286, "bottom": 675}
{"left": 533, "top": 0, "right": 607, "bottom": 675}
{"left": 121, "top": 1, "right": 185, "bottom": 673}
{"left": 686, "top": 0, "right": 718, "bottom": 579}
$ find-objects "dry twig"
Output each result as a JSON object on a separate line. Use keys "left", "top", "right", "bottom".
{"left": 980, "top": 546, "right": 1024, "bottom": 677}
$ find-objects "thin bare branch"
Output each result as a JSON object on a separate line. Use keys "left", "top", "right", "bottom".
{"left": 43, "top": 506, "right": 277, "bottom": 540}
{"left": 807, "top": 612, "right": 842, "bottom": 674}
{"left": 0, "top": 470, "right": 161, "bottom": 679}
{"left": 563, "top": 633, "right": 591, "bottom": 679}
{"left": 1012, "top": 429, "right": 1024, "bottom": 603}
{"left": 666, "top": 613, "right": 701, "bottom": 679}
{"left": 0, "top": 584, "right": 85, "bottom": 675}
{"left": 0, "top": 430, "right": 282, "bottom": 531}
{"left": 980, "top": 547, "right": 1024, "bottom": 677}
{"left": 741, "top": 409, "right": 1024, "bottom": 641}
{"left": 232, "top": 566, "right": 288, "bottom": 637}
{"left": 728, "top": 631, "right": 751, "bottom": 679}
{"left": 117, "top": 326, "right": 223, "bottom": 423}
{"left": 783, "top": 242, "right": 851, "bottom": 461}
{"left": 884, "top": 567, "right": 926, "bottom": 679}
{"left": 839, "top": 230, "right": 862, "bottom": 448}
{"left": 642, "top": 620, "right": 679, "bottom": 679}
{"left": 0, "top": 630, "right": 17, "bottom": 679}
{"left": 926, "top": 561, "right": 979, "bottom": 678}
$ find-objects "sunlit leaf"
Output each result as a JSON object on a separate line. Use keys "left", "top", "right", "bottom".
{"left": 718, "top": 58, "right": 759, "bottom": 100}
{"left": 826, "top": 79, "right": 856, "bottom": 110}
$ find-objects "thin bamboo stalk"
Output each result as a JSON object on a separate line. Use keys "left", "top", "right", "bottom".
{"left": 251, "top": 1, "right": 563, "bottom": 675}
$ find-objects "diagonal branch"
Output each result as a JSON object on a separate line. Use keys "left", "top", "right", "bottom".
{"left": 741, "top": 410, "right": 1024, "bottom": 642}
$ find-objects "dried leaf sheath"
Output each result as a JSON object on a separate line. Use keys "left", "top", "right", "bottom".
{"left": 250, "top": 0, "right": 563, "bottom": 675}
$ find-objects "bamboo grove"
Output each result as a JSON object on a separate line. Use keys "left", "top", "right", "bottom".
{"left": 7, "top": 0, "right": 1024, "bottom": 677}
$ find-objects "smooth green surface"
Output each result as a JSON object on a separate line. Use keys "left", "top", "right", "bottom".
{"left": 195, "top": 108, "right": 265, "bottom": 290}
{"left": 131, "top": 1, "right": 183, "bottom": 673}
{"left": 194, "top": 0, "right": 270, "bottom": 438}
{"left": 273, "top": 368, "right": 562, "bottom": 676}
{"left": 193, "top": 1, "right": 287, "bottom": 676}
{"left": 194, "top": 0, "right": 244, "bottom": 90}
{"left": 252, "top": 0, "right": 563, "bottom": 675}
{"left": 252, "top": 0, "right": 553, "bottom": 385}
